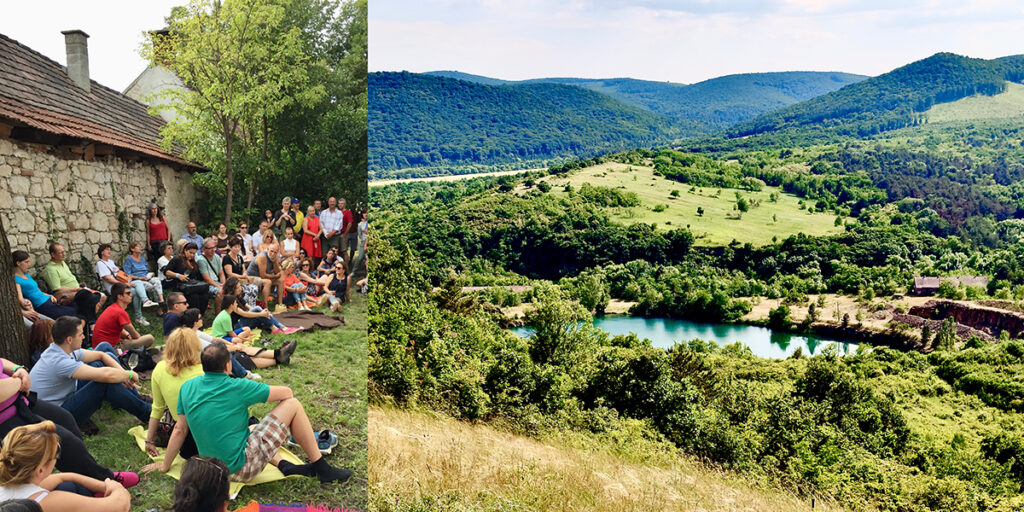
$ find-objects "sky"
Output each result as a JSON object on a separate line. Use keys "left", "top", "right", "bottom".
{"left": 1, "top": 1, "right": 184, "bottom": 92}
{"left": 370, "top": 0, "right": 1024, "bottom": 84}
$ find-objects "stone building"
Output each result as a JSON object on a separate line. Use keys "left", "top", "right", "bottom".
{"left": 0, "top": 30, "right": 203, "bottom": 278}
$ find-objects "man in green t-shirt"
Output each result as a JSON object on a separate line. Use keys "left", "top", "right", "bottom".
{"left": 42, "top": 242, "right": 85, "bottom": 290}
{"left": 143, "top": 342, "right": 350, "bottom": 483}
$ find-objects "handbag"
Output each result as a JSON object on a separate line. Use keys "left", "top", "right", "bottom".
{"left": 115, "top": 270, "right": 131, "bottom": 284}
{"left": 181, "top": 280, "right": 208, "bottom": 296}
{"left": 153, "top": 407, "right": 175, "bottom": 448}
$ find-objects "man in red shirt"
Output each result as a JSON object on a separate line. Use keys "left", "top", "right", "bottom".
{"left": 93, "top": 283, "right": 155, "bottom": 350}
{"left": 340, "top": 198, "right": 354, "bottom": 263}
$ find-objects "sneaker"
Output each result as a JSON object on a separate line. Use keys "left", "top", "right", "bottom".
{"left": 142, "top": 299, "right": 159, "bottom": 308}
{"left": 246, "top": 372, "right": 262, "bottom": 380}
{"left": 137, "top": 317, "right": 151, "bottom": 327}
{"left": 317, "top": 429, "right": 338, "bottom": 454}
{"left": 113, "top": 471, "right": 140, "bottom": 488}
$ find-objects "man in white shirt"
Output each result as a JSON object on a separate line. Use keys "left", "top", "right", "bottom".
{"left": 319, "top": 197, "right": 344, "bottom": 259}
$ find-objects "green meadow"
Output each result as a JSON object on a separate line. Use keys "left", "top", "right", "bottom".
{"left": 538, "top": 162, "right": 848, "bottom": 246}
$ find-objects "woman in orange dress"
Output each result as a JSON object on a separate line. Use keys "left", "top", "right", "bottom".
{"left": 300, "top": 204, "right": 322, "bottom": 265}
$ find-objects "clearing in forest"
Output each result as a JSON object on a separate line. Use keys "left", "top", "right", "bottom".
{"left": 539, "top": 162, "right": 847, "bottom": 246}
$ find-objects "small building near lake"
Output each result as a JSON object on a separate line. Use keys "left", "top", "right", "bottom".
{"left": 913, "top": 276, "right": 989, "bottom": 296}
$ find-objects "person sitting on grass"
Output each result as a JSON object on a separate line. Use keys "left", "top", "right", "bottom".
{"left": 143, "top": 342, "right": 351, "bottom": 483}
{"left": 29, "top": 317, "right": 151, "bottom": 431}
{"left": 171, "top": 456, "right": 230, "bottom": 512}
{"left": 164, "top": 242, "right": 210, "bottom": 316}
{"left": 210, "top": 296, "right": 253, "bottom": 343}
{"left": 14, "top": 251, "right": 102, "bottom": 322}
{"left": 181, "top": 308, "right": 294, "bottom": 376}
{"left": 0, "top": 421, "right": 131, "bottom": 511}
{"left": 246, "top": 243, "right": 283, "bottom": 306}
{"left": 0, "top": 357, "right": 139, "bottom": 491}
{"left": 40, "top": 243, "right": 104, "bottom": 313}
{"left": 156, "top": 242, "right": 175, "bottom": 274}
{"left": 122, "top": 241, "right": 164, "bottom": 320}
{"left": 196, "top": 238, "right": 225, "bottom": 313}
{"left": 222, "top": 277, "right": 299, "bottom": 335}
{"left": 144, "top": 329, "right": 203, "bottom": 462}
{"left": 92, "top": 283, "right": 155, "bottom": 351}
{"left": 316, "top": 247, "right": 338, "bottom": 276}
{"left": 324, "top": 259, "right": 348, "bottom": 313}
{"left": 97, "top": 244, "right": 158, "bottom": 328}
{"left": 279, "top": 260, "right": 309, "bottom": 310}
{"left": 221, "top": 239, "right": 260, "bottom": 302}
{"left": 161, "top": 292, "right": 189, "bottom": 337}
{"left": 280, "top": 227, "right": 299, "bottom": 263}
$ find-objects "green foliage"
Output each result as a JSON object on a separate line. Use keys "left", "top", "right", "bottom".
{"left": 368, "top": 72, "right": 679, "bottom": 172}
{"left": 768, "top": 304, "right": 791, "bottom": 329}
{"left": 731, "top": 52, "right": 1024, "bottom": 139}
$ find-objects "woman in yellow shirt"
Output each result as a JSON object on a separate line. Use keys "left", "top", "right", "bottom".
{"left": 142, "top": 329, "right": 203, "bottom": 460}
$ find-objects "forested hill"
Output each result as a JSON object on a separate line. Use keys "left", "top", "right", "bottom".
{"left": 369, "top": 72, "right": 680, "bottom": 173}
{"left": 730, "top": 52, "right": 1024, "bottom": 138}
{"left": 426, "top": 71, "right": 866, "bottom": 131}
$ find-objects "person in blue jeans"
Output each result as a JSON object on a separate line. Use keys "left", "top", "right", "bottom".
{"left": 28, "top": 316, "right": 151, "bottom": 430}
{"left": 222, "top": 276, "right": 300, "bottom": 334}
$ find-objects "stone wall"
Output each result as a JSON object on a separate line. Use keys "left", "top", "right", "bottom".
{"left": 0, "top": 137, "right": 201, "bottom": 279}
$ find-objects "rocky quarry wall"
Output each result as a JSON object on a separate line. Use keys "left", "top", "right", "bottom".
{"left": 0, "top": 137, "right": 201, "bottom": 279}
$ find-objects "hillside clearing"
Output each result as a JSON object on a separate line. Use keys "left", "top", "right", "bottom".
{"left": 926, "top": 82, "right": 1024, "bottom": 122}
{"left": 533, "top": 162, "right": 847, "bottom": 246}
{"left": 369, "top": 407, "right": 842, "bottom": 512}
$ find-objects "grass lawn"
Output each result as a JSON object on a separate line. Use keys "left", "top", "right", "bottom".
{"left": 536, "top": 162, "right": 847, "bottom": 246}
{"left": 83, "top": 293, "right": 367, "bottom": 511}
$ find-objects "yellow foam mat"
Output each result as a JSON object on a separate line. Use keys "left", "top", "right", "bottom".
{"left": 129, "top": 424, "right": 303, "bottom": 498}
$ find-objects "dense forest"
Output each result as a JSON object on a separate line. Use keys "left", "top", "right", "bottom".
{"left": 429, "top": 71, "right": 866, "bottom": 130}
{"left": 368, "top": 72, "right": 679, "bottom": 173}
{"left": 730, "top": 53, "right": 1024, "bottom": 138}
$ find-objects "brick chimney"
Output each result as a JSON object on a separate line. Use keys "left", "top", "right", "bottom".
{"left": 61, "top": 29, "right": 91, "bottom": 93}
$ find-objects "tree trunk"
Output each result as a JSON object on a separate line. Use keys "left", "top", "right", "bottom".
{"left": 0, "top": 216, "right": 29, "bottom": 363}
{"left": 223, "top": 120, "right": 235, "bottom": 225}
{"left": 246, "top": 178, "right": 257, "bottom": 210}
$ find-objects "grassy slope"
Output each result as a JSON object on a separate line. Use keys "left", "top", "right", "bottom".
{"left": 535, "top": 162, "right": 847, "bottom": 246}
{"left": 369, "top": 407, "right": 844, "bottom": 512}
{"left": 926, "top": 82, "right": 1024, "bottom": 122}
{"left": 82, "top": 295, "right": 368, "bottom": 511}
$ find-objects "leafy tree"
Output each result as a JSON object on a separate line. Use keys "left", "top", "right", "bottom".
{"left": 697, "top": 206, "right": 704, "bottom": 217}
{"left": 145, "top": 0, "right": 326, "bottom": 223}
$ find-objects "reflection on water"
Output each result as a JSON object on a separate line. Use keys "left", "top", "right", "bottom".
{"left": 512, "top": 316, "right": 858, "bottom": 359}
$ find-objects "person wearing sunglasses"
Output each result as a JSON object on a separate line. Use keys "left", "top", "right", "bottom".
{"left": 0, "top": 421, "right": 131, "bottom": 510}
{"left": 91, "top": 283, "right": 155, "bottom": 351}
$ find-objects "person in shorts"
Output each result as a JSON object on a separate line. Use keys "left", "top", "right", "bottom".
{"left": 143, "top": 342, "right": 350, "bottom": 483}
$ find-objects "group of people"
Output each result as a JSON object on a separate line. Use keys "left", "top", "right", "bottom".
{"left": 0, "top": 315, "right": 349, "bottom": 511}
{"left": 2, "top": 195, "right": 363, "bottom": 510}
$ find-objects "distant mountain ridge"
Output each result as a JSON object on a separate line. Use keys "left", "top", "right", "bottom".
{"left": 730, "top": 52, "right": 1024, "bottom": 138}
{"left": 369, "top": 72, "right": 679, "bottom": 173}
{"left": 371, "top": 70, "right": 866, "bottom": 174}
{"left": 426, "top": 70, "right": 867, "bottom": 131}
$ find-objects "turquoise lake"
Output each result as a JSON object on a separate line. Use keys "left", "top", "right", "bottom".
{"left": 512, "top": 316, "right": 858, "bottom": 359}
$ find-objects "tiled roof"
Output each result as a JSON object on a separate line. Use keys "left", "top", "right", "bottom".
{"left": 0, "top": 32, "right": 197, "bottom": 168}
